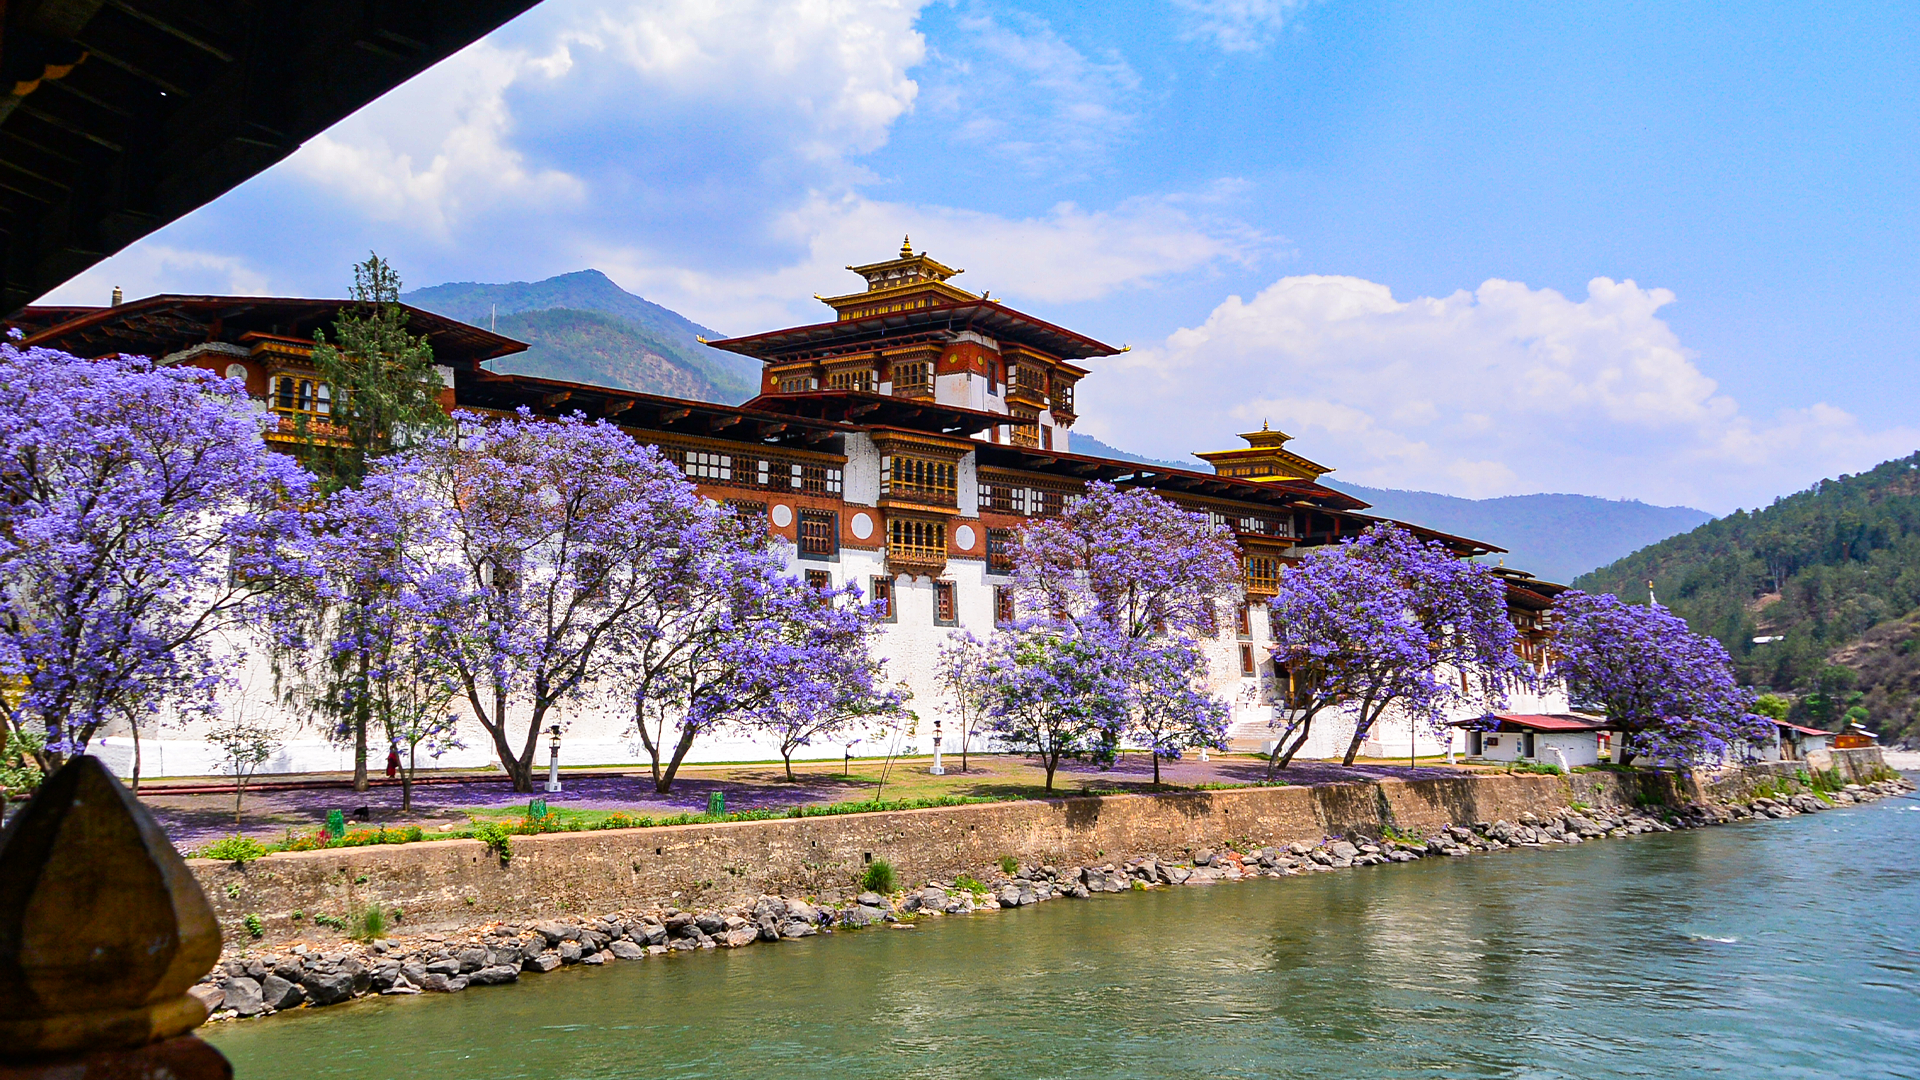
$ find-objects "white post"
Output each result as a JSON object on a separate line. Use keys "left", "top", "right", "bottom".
{"left": 930, "top": 718, "right": 946, "bottom": 775}
{"left": 545, "top": 725, "right": 563, "bottom": 793}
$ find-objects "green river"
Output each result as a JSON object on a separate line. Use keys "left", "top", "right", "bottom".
{"left": 208, "top": 795, "right": 1920, "bottom": 1079}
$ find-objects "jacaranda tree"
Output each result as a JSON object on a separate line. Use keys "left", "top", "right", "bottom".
{"left": 979, "top": 620, "right": 1129, "bottom": 791}
{"left": 0, "top": 344, "right": 312, "bottom": 771}
{"left": 1549, "top": 590, "right": 1770, "bottom": 767}
{"left": 1012, "top": 482, "right": 1238, "bottom": 776}
{"left": 1266, "top": 524, "right": 1527, "bottom": 770}
{"left": 732, "top": 579, "right": 907, "bottom": 781}
{"left": 384, "top": 410, "right": 711, "bottom": 792}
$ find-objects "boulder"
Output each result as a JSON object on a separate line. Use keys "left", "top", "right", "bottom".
{"left": 523, "top": 952, "right": 561, "bottom": 973}
{"left": 425, "top": 958, "right": 461, "bottom": 976}
{"left": 638, "top": 922, "right": 668, "bottom": 946}
{"left": 1329, "top": 841, "right": 1359, "bottom": 860}
{"left": 469, "top": 965, "right": 519, "bottom": 986}
{"left": 785, "top": 900, "right": 822, "bottom": 924}
{"left": 757, "top": 916, "right": 782, "bottom": 942}
{"left": 300, "top": 970, "right": 356, "bottom": 1007}
{"left": 695, "top": 913, "right": 728, "bottom": 936}
{"left": 720, "top": 928, "right": 760, "bottom": 948}
{"left": 456, "top": 948, "right": 489, "bottom": 974}
{"left": 837, "top": 906, "right": 877, "bottom": 929}
{"left": 582, "top": 952, "right": 605, "bottom": 966}
{"left": 610, "top": 941, "right": 647, "bottom": 960}
{"left": 998, "top": 884, "right": 1023, "bottom": 907}
{"left": 419, "top": 973, "right": 467, "bottom": 993}
{"left": 558, "top": 941, "right": 583, "bottom": 964}
{"left": 220, "top": 976, "right": 266, "bottom": 1014}
{"left": 779, "top": 920, "right": 818, "bottom": 939}
{"left": 259, "top": 974, "right": 304, "bottom": 1011}
{"left": 856, "top": 892, "right": 885, "bottom": 907}
{"left": 534, "top": 922, "right": 568, "bottom": 946}
{"left": 368, "top": 963, "right": 402, "bottom": 992}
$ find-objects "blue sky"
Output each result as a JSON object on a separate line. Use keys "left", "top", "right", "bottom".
{"left": 46, "top": 0, "right": 1920, "bottom": 513}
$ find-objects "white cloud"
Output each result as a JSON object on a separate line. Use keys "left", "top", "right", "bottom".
{"left": 586, "top": 188, "right": 1261, "bottom": 332}
{"left": 1083, "top": 274, "right": 1920, "bottom": 512}
{"left": 1169, "top": 0, "right": 1316, "bottom": 53}
{"left": 37, "top": 244, "right": 272, "bottom": 305}
{"left": 922, "top": 9, "right": 1141, "bottom": 178}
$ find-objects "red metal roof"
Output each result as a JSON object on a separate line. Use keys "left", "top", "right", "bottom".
{"left": 1455, "top": 713, "right": 1609, "bottom": 733}
{"left": 1776, "top": 721, "right": 1831, "bottom": 738}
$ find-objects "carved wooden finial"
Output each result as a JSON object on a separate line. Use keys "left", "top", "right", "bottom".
{"left": 0, "top": 756, "right": 223, "bottom": 1058}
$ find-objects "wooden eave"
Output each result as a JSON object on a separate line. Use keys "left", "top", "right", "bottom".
{"left": 740, "top": 390, "right": 1000, "bottom": 438}
{"left": 455, "top": 371, "right": 854, "bottom": 453}
{"left": 705, "top": 298, "right": 1122, "bottom": 362}
{"left": 14, "top": 295, "right": 527, "bottom": 367}
{"left": 1, "top": 0, "right": 545, "bottom": 314}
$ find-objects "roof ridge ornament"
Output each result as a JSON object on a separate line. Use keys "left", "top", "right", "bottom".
{"left": 900, "top": 235, "right": 913, "bottom": 258}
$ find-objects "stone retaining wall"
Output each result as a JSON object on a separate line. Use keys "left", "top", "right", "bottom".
{"left": 194, "top": 768, "right": 1628, "bottom": 948}
{"left": 191, "top": 751, "right": 1893, "bottom": 950}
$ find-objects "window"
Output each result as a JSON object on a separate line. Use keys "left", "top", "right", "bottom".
{"left": 934, "top": 581, "right": 957, "bottom": 625}
{"left": 887, "top": 517, "right": 945, "bottom": 561}
{"left": 891, "top": 360, "right": 932, "bottom": 396}
{"left": 1267, "top": 605, "right": 1281, "bottom": 641}
{"left": 681, "top": 449, "right": 732, "bottom": 481}
{"left": 1055, "top": 379, "right": 1074, "bottom": 414}
{"left": 994, "top": 585, "right": 1016, "bottom": 626}
{"left": 881, "top": 455, "right": 957, "bottom": 504}
{"left": 805, "top": 569, "right": 832, "bottom": 593}
{"left": 871, "top": 575, "right": 895, "bottom": 621}
{"left": 986, "top": 528, "right": 1015, "bottom": 574}
{"left": 1009, "top": 410, "right": 1040, "bottom": 448}
{"left": 726, "top": 499, "right": 766, "bottom": 525}
{"left": 1040, "top": 426, "right": 1051, "bottom": 450}
{"left": 778, "top": 375, "right": 818, "bottom": 393}
{"left": 796, "top": 463, "right": 843, "bottom": 495}
{"left": 1239, "top": 643, "right": 1256, "bottom": 676}
{"left": 798, "top": 510, "right": 838, "bottom": 559}
{"left": 1245, "top": 555, "right": 1281, "bottom": 593}
{"left": 827, "top": 368, "right": 875, "bottom": 392}
{"left": 271, "top": 375, "right": 331, "bottom": 420}
{"left": 1236, "top": 604, "right": 1251, "bottom": 639}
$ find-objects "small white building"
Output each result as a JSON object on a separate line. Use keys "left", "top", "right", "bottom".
{"left": 1456, "top": 713, "right": 1607, "bottom": 769}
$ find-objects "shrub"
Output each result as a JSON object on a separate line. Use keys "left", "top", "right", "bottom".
{"left": 200, "top": 835, "right": 267, "bottom": 864}
{"left": 955, "top": 874, "right": 986, "bottom": 896}
{"left": 312, "top": 912, "right": 347, "bottom": 931}
{"left": 999, "top": 855, "right": 1020, "bottom": 875}
{"left": 473, "top": 820, "right": 513, "bottom": 864}
{"left": 601, "top": 812, "right": 637, "bottom": 830}
{"left": 860, "top": 858, "right": 898, "bottom": 894}
{"left": 1510, "top": 761, "right": 1564, "bottom": 776}
{"left": 243, "top": 913, "right": 263, "bottom": 939}
{"left": 350, "top": 905, "right": 387, "bottom": 942}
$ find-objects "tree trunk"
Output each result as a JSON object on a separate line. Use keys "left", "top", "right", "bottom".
{"left": 654, "top": 725, "right": 700, "bottom": 794}
{"left": 233, "top": 782, "right": 244, "bottom": 828}
{"left": 402, "top": 744, "right": 415, "bottom": 811}
{"left": 352, "top": 649, "right": 370, "bottom": 793}
{"left": 1152, "top": 751, "right": 1161, "bottom": 786}
{"left": 130, "top": 717, "right": 143, "bottom": 794}
{"left": 783, "top": 749, "right": 795, "bottom": 782}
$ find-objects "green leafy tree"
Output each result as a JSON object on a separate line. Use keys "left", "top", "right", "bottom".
{"left": 286, "top": 254, "right": 451, "bottom": 792}
{"left": 304, "top": 253, "right": 447, "bottom": 492}
{"left": 1751, "top": 693, "right": 1791, "bottom": 722}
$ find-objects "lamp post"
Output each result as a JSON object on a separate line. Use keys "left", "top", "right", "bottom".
{"left": 544, "top": 723, "right": 563, "bottom": 793}
{"left": 929, "top": 718, "right": 946, "bottom": 775}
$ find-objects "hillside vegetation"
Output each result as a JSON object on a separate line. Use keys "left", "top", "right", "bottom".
{"left": 1072, "top": 434, "right": 1711, "bottom": 583}
{"left": 1574, "top": 452, "right": 1920, "bottom": 743}
{"left": 403, "top": 270, "right": 759, "bottom": 404}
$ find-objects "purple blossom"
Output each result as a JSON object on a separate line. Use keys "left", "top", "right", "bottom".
{"left": 1265, "top": 524, "right": 1528, "bottom": 770}
{"left": 978, "top": 619, "right": 1130, "bottom": 791}
{"left": 1548, "top": 590, "right": 1771, "bottom": 768}
{"left": 0, "top": 345, "right": 314, "bottom": 766}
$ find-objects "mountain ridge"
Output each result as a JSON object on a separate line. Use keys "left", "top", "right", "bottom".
{"left": 402, "top": 270, "right": 760, "bottom": 403}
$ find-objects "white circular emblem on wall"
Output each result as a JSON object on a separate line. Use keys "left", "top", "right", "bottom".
{"left": 851, "top": 511, "right": 874, "bottom": 540}
{"left": 954, "top": 524, "right": 977, "bottom": 551}
{"left": 771, "top": 504, "right": 794, "bottom": 528}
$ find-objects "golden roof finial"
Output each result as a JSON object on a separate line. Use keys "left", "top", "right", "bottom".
{"left": 900, "top": 235, "right": 913, "bottom": 259}
{"left": 1262, "top": 419, "right": 1270, "bottom": 431}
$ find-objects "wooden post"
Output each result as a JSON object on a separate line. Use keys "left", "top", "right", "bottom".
{"left": 0, "top": 757, "right": 231, "bottom": 1079}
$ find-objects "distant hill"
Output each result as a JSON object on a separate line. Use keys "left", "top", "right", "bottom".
{"left": 1574, "top": 452, "right": 1920, "bottom": 745}
{"left": 1071, "top": 434, "right": 1710, "bottom": 584}
{"left": 403, "top": 270, "right": 760, "bottom": 404}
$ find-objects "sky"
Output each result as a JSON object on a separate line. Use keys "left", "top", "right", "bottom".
{"left": 42, "top": 0, "right": 1920, "bottom": 514}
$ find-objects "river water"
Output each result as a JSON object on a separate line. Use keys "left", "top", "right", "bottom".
{"left": 207, "top": 793, "right": 1920, "bottom": 1080}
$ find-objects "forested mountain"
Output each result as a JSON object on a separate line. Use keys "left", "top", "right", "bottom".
{"left": 1072, "top": 434, "right": 1711, "bottom": 584}
{"left": 1574, "top": 452, "right": 1920, "bottom": 744}
{"left": 403, "top": 270, "right": 759, "bottom": 404}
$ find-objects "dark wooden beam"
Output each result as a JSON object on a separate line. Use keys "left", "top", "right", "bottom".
{"left": 658, "top": 407, "right": 691, "bottom": 424}
{"left": 540, "top": 390, "right": 571, "bottom": 408}
{"left": 708, "top": 414, "right": 742, "bottom": 431}
{"left": 602, "top": 399, "right": 633, "bottom": 417}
